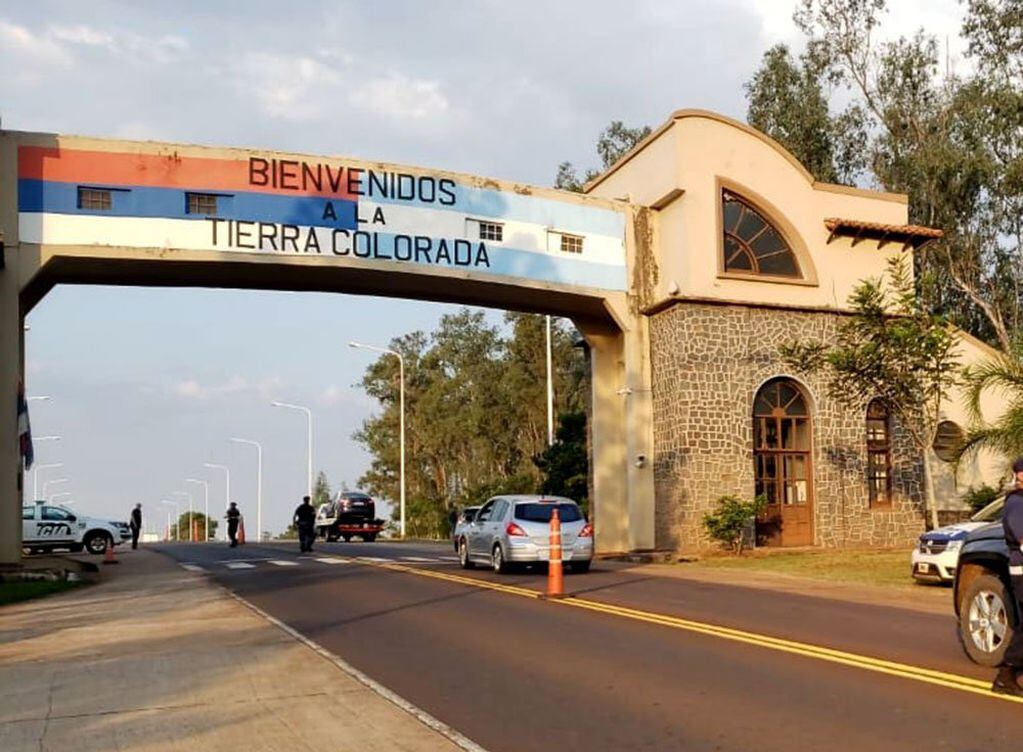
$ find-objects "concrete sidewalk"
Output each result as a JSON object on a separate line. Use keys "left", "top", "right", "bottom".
{"left": 0, "top": 549, "right": 471, "bottom": 752}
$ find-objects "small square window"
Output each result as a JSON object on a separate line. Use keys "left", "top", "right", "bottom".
{"left": 560, "top": 233, "right": 584, "bottom": 254}
{"left": 187, "top": 192, "right": 219, "bottom": 216}
{"left": 78, "top": 187, "right": 111, "bottom": 211}
{"left": 477, "top": 221, "right": 503, "bottom": 242}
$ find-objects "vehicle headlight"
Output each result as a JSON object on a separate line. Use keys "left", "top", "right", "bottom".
{"left": 946, "top": 539, "right": 963, "bottom": 552}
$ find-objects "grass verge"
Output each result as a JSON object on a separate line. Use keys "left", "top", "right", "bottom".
{"left": 0, "top": 578, "right": 80, "bottom": 607}
{"left": 683, "top": 548, "right": 918, "bottom": 589}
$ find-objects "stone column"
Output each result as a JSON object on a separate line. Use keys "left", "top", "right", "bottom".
{"left": 0, "top": 242, "right": 23, "bottom": 568}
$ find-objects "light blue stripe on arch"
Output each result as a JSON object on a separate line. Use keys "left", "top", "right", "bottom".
{"left": 369, "top": 183, "right": 626, "bottom": 239}
{"left": 338, "top": 231, "right": 626, "bottom": 292}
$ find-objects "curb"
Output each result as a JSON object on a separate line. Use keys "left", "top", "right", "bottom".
{"left": 211, "top": 577, "right": 489, "bottom": 752}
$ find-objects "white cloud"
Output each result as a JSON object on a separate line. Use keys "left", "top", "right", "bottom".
{"left": 0, "top": 20, "right": 72, "bottom": 73}
{"left": 350, "top": 73, "right": 451, "bottom": 121}
{"left": 234, "top": 52, "right": 342, "bottom": 121}
{"left": 173, "top": 375, "right": 283, "bottom": 402}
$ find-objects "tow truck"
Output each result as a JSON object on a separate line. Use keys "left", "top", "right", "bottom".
{"left": 316, "top": 491, "right": 384, "bottom": 542}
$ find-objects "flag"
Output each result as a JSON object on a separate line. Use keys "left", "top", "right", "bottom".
{"left": 17, "top": 380, "right": 32, "bottom": 469}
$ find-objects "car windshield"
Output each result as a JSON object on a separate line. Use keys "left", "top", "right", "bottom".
{"left": 971, "top": 496, "right": 1005, "bottom": 523}
{"left": 514, "top": 502, "right": 583, "bottom": 523}
{"left": 460, "top": 509, "right": 478, "bottom": 523}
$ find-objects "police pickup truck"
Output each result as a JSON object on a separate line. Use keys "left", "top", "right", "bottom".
{"left": 22, "top": 501, "right": 131, "bottom": 555}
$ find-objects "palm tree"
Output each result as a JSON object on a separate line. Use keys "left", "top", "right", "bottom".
{"left": 957, "top": 354, "right": 1023, "bottom": 463}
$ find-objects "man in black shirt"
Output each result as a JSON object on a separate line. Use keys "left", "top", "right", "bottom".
{"left": 225, "top": 502, "right": 241, "bottom": 548}
{"left": 993, "top": 457, "right": 1023, "bottom": 696}
{"left": 294, "top": 495, "right": 316, "bottom": 553}
{"left": 129, "top": 503, "right": 142, "bottom": 549}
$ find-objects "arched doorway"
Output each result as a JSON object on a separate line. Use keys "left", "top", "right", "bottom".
{"left": 753, "top": 378, "right": 813, "bottom": 546}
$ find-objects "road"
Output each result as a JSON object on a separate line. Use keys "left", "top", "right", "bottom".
{"left": 156, "top": 540, "right": 1023, "bottom": 751}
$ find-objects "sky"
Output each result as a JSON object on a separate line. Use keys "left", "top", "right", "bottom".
{"left": 3, "top": 0, "right": 967, "bottom": 536}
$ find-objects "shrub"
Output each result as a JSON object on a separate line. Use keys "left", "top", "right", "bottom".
{"left": 960, "top": 483, "right": 1003, "bottom": 514}
{"left": 702, "top": 494, "right": 768, "bottom": 555}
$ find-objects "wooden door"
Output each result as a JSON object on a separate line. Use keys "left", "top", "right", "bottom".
{"left": 754, "top": 380, "right": 813, "bottom": 547}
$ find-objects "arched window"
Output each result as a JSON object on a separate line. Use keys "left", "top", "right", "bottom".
{"left": 722, "top": 190, "right": 800, "bottom": 278}
{"left": 866, "top": 399, "right": 892, "bottom": 507}
{"left": 754, "top": 378, "right": 813, "bottom": 546}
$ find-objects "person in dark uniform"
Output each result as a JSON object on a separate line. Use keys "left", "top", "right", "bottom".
{"left": 129, "top": 503, "right": 142, "bottom": 549}
{"left": 294, "top": 495, "right": 316, "bottom": 553}
{"left": 225, "top": 502, "right": 241, "bottom": 548}
{"left": 993, "top": 457, "right": 1023, "bottom": 696}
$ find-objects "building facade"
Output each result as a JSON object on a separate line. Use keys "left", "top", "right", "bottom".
{"left": 587, "top": 110, "right": 1002, "bottom": 551}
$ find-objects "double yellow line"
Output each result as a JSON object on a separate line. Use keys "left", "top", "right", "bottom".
{"left": 347, "top": 556, "right": 1021, "bottom": 705}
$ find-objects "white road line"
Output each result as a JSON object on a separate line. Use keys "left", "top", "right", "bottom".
{"left": 400, "top": 556, "right": 435, "bottom": 562}
{"left": 180, "top": 564, "right": 205, "bottom": 572}
{"left": 315, "top": 557, "right": 350, "bottom": 565}
{"left": 359, "top": 556, "right": 391, "bottom": 563}
{"left": 225, "top": 562, "right": 256, "bottom": 569}
{"left": 269, "top": 560, "right": 299, "bottom": 567}
{"left": 222, "top": 589, "right": 489, "bottom": 752}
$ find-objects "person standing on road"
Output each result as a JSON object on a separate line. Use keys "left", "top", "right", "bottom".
{"left": 129, "top": 503, "right": 142, "bottom": 550}
{"left": 993, "top": 457, "right": 1023, "bottom": 696}
{"left": 294, "top": 495, "right": 316, "bottom": 553}
{"left": 225, "top": 502, "right": 241, "bottom": 548}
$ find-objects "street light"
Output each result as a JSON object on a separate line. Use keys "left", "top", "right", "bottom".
{"left": 173, "top": 491, "right": 193, "bottom": 542}
{"left": 43, "top": 477, "right": 69, "bottom": 499}
{"left": 185, "top": 478, "right": 209, "bottom": 542}
{"left": 230, "top": 438, "right": 262, "bottom": 544}
{"left": 546, "top": 315, "right": 555, "bottom": 447}
{"left": 270, "top": 401, "right": 312, "bottom": 499}
{"left": 32, "top": 462, "right": 63, "bottom": 500}
{"left": 27, "top": 396, "right": 51, "bottom": 403}
{"left": 159, "top": 499, "right": 179, "bottom": 541}
{"left": 349, "top": 341, "right": 405, "bottom": 538}
{"left": 204, "top": 463, "right": 231, "bottom": 541}
{"left": 35, "top": 435, "right": 61, "bottom": 442}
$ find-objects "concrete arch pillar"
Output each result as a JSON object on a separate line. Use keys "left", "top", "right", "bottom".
{"left": 0, "top": 245, "right": 24, "bottom": 567}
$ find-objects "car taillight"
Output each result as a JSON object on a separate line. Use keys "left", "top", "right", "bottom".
{"left": 579, "top": 523, "right": 593, "bottom": 538}
{"left": 506, "top": 523, "right": 528, "bottom": 537}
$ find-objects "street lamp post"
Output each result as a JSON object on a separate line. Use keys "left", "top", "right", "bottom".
{"left": 33, "top": 462, "right": 64, "bottom": 500}
{"left": 271, "top": 401, "right": 312, "bottom": 499}
{"left": 230, "top": 438, "right": 263, "bottom": 544}
{"left": 204, "top": 463, "right": 231, "bottom": 541}
{"left": 43, "top": 478, "right": 69, "bottom": 499}
{"left": 349, "top": 341, "right": 405, "bottom": 538}
{"left": 185, "top": 478, "right": 209, "bottom": 541}
{"left": 173, "top": 491, "right": 193, "bottom": 542}
{"left": 159, "top": 499, "right": 180, "bottom": 541}
{"left": 546, "top": 315, "right": 555, "bottom": 447}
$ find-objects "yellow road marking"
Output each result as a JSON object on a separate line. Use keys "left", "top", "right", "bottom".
{"left": 351, "top": 556, "right": 1022, "bottom": 705}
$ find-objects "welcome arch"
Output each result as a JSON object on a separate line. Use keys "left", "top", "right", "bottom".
{"left": 0, "top": 130, "right": 658, "bottom": 565}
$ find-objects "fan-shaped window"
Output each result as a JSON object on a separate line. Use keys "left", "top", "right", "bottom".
{"left": 722, "top": 190, "right": 800, "bottom": 278}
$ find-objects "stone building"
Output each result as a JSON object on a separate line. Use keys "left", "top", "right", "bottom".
{"left": 586, "top": 110, "right": 1004, "bottom": 551}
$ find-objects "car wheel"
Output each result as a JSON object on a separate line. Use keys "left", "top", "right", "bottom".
{"left": 959, "top": 573, "right": 1013, "bottom": 666}
{"left": 84, "top": 531, "right": 112, "bottom": 556}
{"left": 459, "top": 538, "right": 474, "bottom": 569}
{"left": 492, "top": 544, "right": 508, "bottom": 574}
{"left": 570, "top": 560, "right": 591, "bottom": 574}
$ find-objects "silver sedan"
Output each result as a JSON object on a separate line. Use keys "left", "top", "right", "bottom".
{"left": 457, "top": 495, "right": 593, "bottom": 574}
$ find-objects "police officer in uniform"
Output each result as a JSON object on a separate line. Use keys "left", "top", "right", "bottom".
{"left": 129, "top": 503, "right": 142, "bottom": 549}
{"left": 294, "top": 495, "right": 316, "bottom": 553}
{"left": 993, "top": 457, "right": 1023, "bottom": 696}
{"left": 225, "top": 502, "right": 241, "bottom": 548}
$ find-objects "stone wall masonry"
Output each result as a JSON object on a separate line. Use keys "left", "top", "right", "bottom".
{"left": 649, "top": 302, "right": 927, "bottom": 552}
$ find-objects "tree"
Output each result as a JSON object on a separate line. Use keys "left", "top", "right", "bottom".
{"left": 171, "top": 511, "right": 217, "bottom": 541}
{"left": 780, "top": 255, "right": 960, "bottom": 528}
{"left": 534, "top": 411, "right": 589, "bottom": 514}
{"left": 555, "top": 120, "right": 651, "bottom": 192}
{"left": 956, "top": 354, "right": 1023, "bottom": 463}
{"left": 354, "top": 310, "right": 589, "bottom": 538}
{"left": 313, "top": 470, "right": 332, "bottom": 507}
{"left": 746, "top": 0, "right": 1022, "bottom": 352}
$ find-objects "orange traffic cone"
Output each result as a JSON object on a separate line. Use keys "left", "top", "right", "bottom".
{"left": 546, "top": 508, "right": 564, "bottom": 598}
{"left": 238, "top": 517, "right": 246, "bottom": 545}
{"left": 102, "top": 539, "right": 119, "bottom": 565}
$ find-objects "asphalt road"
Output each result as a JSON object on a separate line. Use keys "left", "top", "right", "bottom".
{"left": 156, "top": 540, "right": 1023, "bottom": 751}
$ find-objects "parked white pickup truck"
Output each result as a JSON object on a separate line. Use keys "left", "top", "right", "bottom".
{"left": 22, "top": 501, "right": 131, "bottom": 555}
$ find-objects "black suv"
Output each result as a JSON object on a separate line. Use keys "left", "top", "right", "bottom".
{"left": 315, "top": 492, "right": 378, "bottom": 542}
{"left": 955, "top": 512, "right": 1016, "bottom": 666}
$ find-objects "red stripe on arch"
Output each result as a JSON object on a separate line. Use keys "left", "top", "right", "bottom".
{"left": 17, "top": 146, "right": 358, "bottom": 201}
